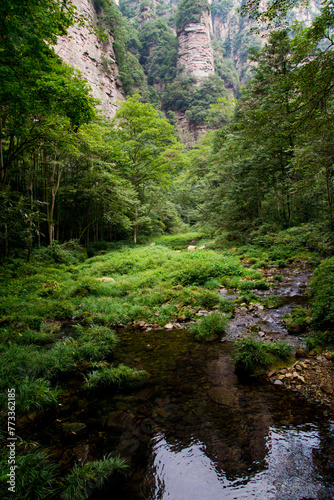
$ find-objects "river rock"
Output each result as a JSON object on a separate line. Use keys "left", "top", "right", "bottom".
{"left": 196, "top": 310, "right": 209, "bottom": 316}
{"left": 320, "top": 384, "right": 333, "bottom": 395}
{"left": 164, "top": 323, "right": 174, "bottom": 330}
{"left": 295, "top": 348, "right": 309, "bottom": 359}
{"left": 73, "top": 443, "right": 90, "bottom": 466}
{"left": 177, "top": 314, "right": 187, "bottom": 322}
{"left": 274, "top": 379, "right": 284, "bottom": 386}
{"left": 62, "top": 422, "right": 87, "bottom": 439}
{"left": 133, "top": 321, "right": 147, "bottom": 331}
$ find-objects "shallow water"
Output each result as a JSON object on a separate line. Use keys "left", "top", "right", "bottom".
{"left": 29, "top": 263, "right": 334, "bottom": 499}
{"left": 89, "top": 327, "right": 334, "bottom": 500}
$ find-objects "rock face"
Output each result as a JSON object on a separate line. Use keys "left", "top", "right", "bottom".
{"left": 177, "top": 9, "right": 215, "bottom": 83}
{"left": 55, "top": 0, "right": 124, "bottom": 118}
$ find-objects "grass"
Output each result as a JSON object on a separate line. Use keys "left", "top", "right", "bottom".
{"left": 0, "top": 446, "right": 60, "bottom": 500}
{"left": 60, "top": 455, "right": 128, "bottom": 500}
{"left": 83, "top": 364, "right": 149, "bottom": 391}
{"left": 190, "top": 312, "right": 228, "bottom": 340}
{"left": 0, "top": 230, "right": 328, "bottom": 496}
{"left": 0, "top": 444, "right": 128, "bottom": 500}
{"left": 233, "top": 337, "right": 293, "bottom": 375}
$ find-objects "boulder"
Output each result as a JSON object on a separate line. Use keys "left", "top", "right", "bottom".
{"left": 295, "top": 348, "right": 308, "bottom": 359}
{"left": 187, "top": 245, "right": 196, "bottom": 251}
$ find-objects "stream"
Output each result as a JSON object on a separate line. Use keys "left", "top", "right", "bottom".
{"left": 31, "top": 263, "right": 334, "bottom": 499}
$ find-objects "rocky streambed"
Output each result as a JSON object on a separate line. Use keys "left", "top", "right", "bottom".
{"left": 222, "top": 261, "right": 334, "bottom": 410}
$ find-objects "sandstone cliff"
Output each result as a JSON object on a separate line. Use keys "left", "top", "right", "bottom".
{"left": 56, "top": 0, "right": 124, "bottom": 118}
{"left": 177, "top": 8, "right": 215, "bottom": 83}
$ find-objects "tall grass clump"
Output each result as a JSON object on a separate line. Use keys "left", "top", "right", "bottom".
{"left": 233, "top": 337, "right": 292, "bottom": 375}
{"left": 0, "top": 446, "right": 60, "bottom": 500}
{"left": 60, "top": 455, "right": 128, "bottom": 500}
{"left": 83, "top": 364, "right": 148, "bottom": 391}
{"left": 190, "top": 312, "right": 228, "bottom": 340}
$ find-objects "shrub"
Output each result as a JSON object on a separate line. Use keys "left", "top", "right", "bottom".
{"left": 310, "top": 257, "right": 334, "bottom": 331}
{"left": 233, "top": 337, "right": 292, "bottom": 374}
{"left": 190, "top": 312, "right": 227, "bottom": 340}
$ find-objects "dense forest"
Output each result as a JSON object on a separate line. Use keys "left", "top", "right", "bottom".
{"left": 1, "top": 0, "right": 333, "bottom": 257}
{"left": 1, "top": 0, "right": 334, "bottom": 498}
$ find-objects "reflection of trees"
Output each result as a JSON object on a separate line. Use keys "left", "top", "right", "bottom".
{"left": 114, "top": 343, "right": 333, "bottom": 499}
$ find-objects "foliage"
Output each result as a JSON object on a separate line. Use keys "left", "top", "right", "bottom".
{"left": 310, "top": 257, "right": 334, "bottom": 331}
{"left": 176, "top": 0, "right": 210, "bottom": 31}
{"left": 60, "top": 455, "right": 128, "bottom": 500}
{"left": 0, "top": 446, "right": 60, "bottom": 500}
{"left": 190, "top": 312, "right": 227, "bottom": 340}
{"left": 113, "top": 94, "right": 180, "bottom": 242}
{"left": 139, "top": 20, "right": 178, "bottom": 85}
{"left": 162, "top": 74, "right": 228, "bottom": 125}
{"left": 212, "top": 0, "right": 234, "bottom": 19}
{"left": 233, "top": 337, "right": 292, "bottom": 374}
{"left": 83, "top": 364, "right": 148, "bottom": 390}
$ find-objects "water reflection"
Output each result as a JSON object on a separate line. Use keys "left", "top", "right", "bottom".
{"left": 96, "top": 330, "right": 334, "bottom": 500}
{"left": 145, "top": 424, "right": 330, "bottom": 500}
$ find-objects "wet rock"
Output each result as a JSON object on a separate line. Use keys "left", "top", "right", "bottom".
{"left": 274, "top": 379, "right": 284, "bottom": 386}
{"left": 196, "top": 310, "right": 209, "bottom": 316}
{"left": 296, "top": 348, "right": 309, "bottom": 359}
{"left": 118, "top": 438, "right": 140, "bottom": 456}
{"left": 288, "top": 323, "right": 304, "bottom": 334}
{"left": 60, "top": 449, "right": 75, "bottom": 468}
{"left": 320, "top": 384, "right": 333, "bottom": 395}
{"left": 140, "top": 418, "right": 155, "bottom": 435}
{"left": 62, "top": 422, "right": 87, "bottom": 439}
{"left": 156, "top": 407, "right": 169, "bottom": 418}
{"left": 133, "top": 321, "right": 148, "bottom": 331}
{"left": 73, "top": 443, "right": 90, "bottom": 466}
{"left": 177, "top": 314, "right": 187, "bottom": 322}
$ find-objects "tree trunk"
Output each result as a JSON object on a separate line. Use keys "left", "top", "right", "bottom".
{"left": 325, "top": 164, "right": 334, "bottom": 231}
{"left": 27, "top": 151, "right": 38, "bottom": 262}
{"left": 0, "top": 106, "right": 4, "bottom": 183}
{"left": 133, "top": 206, "right": 138, "bottom": 244}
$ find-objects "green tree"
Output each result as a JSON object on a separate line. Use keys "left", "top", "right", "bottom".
{"left": 113, "top": 94, "right": 180, "bottom": 243}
